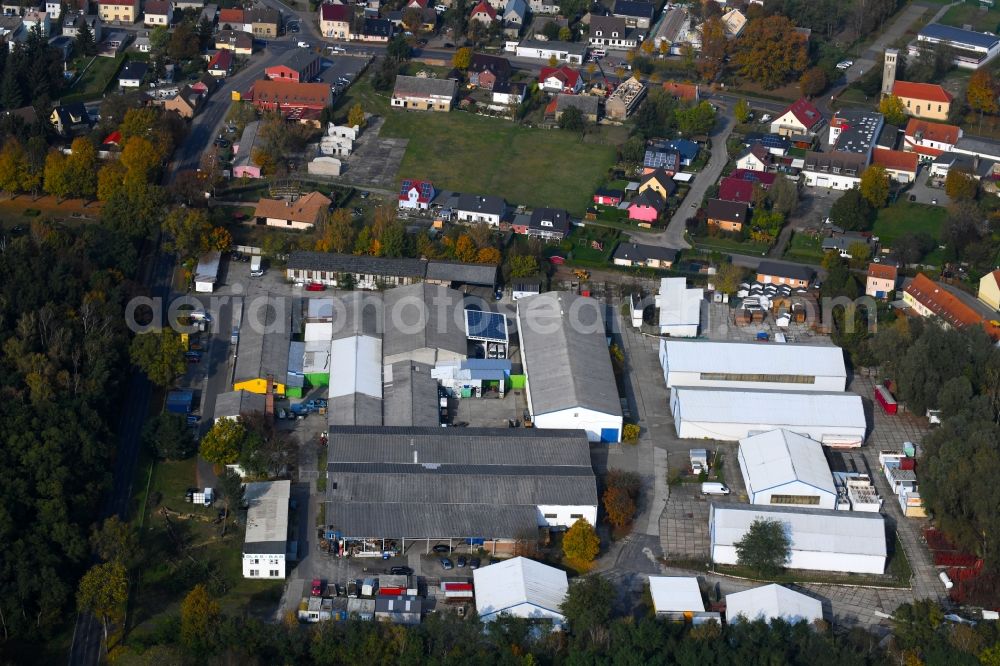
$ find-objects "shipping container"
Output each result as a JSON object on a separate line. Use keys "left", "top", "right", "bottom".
{"left": 874, "top": 385, "right": 897, "bottom": 414}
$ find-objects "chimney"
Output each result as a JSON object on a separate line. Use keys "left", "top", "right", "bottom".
{"left": 265, "top": 375, "right": 275, "bottom": 417}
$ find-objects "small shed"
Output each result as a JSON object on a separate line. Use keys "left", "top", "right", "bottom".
{"left": 194, "top": 251, "right": 222, "bottom": 293}
{"left": 689, "top": 449, "right": 708, "bottom": 474}
{"left": 648, "top": 576, "right": 705, "bottom": 621}
{"left": 166, "top": 389, "right": 194, "bottom": 414}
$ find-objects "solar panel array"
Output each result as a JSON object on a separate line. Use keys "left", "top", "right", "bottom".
{"left": 465, "top": 309, "right": 507, "bottom": 342}
{"left": 400, "top": 180, "right": 433, "bottom": 201}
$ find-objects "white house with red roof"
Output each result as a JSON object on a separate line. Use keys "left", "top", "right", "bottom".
{"left": 872, "top": 147, "right": 918, "bottom": 183}
{"left": 539, "top": 65, "right": 582, "bottom": 93}
{"left": 470, "top": 0, "right": 497, "bottom": 24}
{"left": 769, "top": 98, "right": 825, "bottom": 138}
{"left": 398, "top": 179, "right": 435, "bottom": 210}
{"left": 903, "top": 118, "right": 962, "bottom": 159}
{"left": 892, "top": 81, "right": 953, "bottom": 121}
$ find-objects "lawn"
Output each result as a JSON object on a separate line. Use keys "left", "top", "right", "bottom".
{"left": 340, "top": 75, "right": 617, "bottom": 217}
{"left": 691, "top": 234, "right": 770, "bottom": 256}
{"left": 64, "top": 54, "right": 126, "bottom": 102}
{"left": 784, "top": 231, "right": 826, "bottom": 263}
{"left": 939, "top": 1, "right": 1000, "bottom": 31}
{"left": 872, "top": 201, "right": 946, "bottom": 245}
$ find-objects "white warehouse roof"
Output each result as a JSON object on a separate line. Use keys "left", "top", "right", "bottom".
{"left": 739, "top": 429, "right": 835, "bottom": 502}
{"left": 243, "top": 480, "right": 290, "bottom": 554}
{"left": 649, "top": 576, "right": 705, "bottom": 614}
{"left": 657, "top": 277, "right": 702, "bottom": 333}
{"left": 725, "top": 584, "right": 823, "bottom": 624}
{"left": 329, "top": 335, "right": 382, "bottom": 399}
{"left": 661, "top": 340, "right": 847, "bottom": 387}
{"left": 473, "top": 557, "right": 568, "bottom": 622}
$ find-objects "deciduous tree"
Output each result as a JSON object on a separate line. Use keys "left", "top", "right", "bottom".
{"left": 733, "top": 98, "right": 751, "bottom": 124}
{"left": 735, "top": 518, "right": 790, "bottom": 576}
{"left": 476, "top": 247, "right": 501, "bottom": 264}
{"left": 967, "top": 69, "right": 999, "bottom": 115}
{"left": 945, "top": 169, "right": 978, "bottom": 201}
{"left": 199, "top": 417, "right": 246, "bottom": 466}
{"left": 798, "top": 66, "right": 827, "bottom": 97}
{"left": 89, "top": 516, "right": 140, "bottom": 566}
{"left": 509, "top": 254, "right": 539, "bottom": 278}
{"left": 714, "top": 262, "right": 746, "bottom": 294}
{"left": 0, "top": 138, "right": 27, "bottom": 196}
{"left": 120, "top": 135, "right": 162, "bottom": 186}
{"left": 562, "top": 517, "right": 600, "bottom": 570}
{"left": 316, "top": 208, "right": 356, "bottom": 253}
{"left": 603, "top": 486, "right": 635, "bottom": 529}
{"left": 860, "top": 164, "right": 890, "bottom": 208}
{"left": 767, "top": 176, "right": 799, "bottom": 216}
{"left": 67, "top": 137, "right": 97, "bottom": 199}
{"left": 733, "top": 17, "right": 808, "bottom": 89}
{"left": 878, "top": 94, "right": 907, "bottom": 126}
{"left": 698, "top": 16, "right": 727, "bottom": 80}
{"left": 347, "top": 103, "right": 365, "bottom": 129}
{"left": 43, "top": 149, "right": 71, "bottom": 200}
{"left": 180, "top": 584, "right": 220, "bottom": 655}
{"left": 454, "top": 234, "right": 478, "bottom": 262}
{"left": 217, "top": 468, "right": 244, "bottom": 536}
{"left": 675, "top": 101, "right": 716, "bottom": 135}
{"left": 77, "top": 562, "right": 128, "bottom": 653}
{"left": 558, "top": 105, "right": 585, "bottom": 132}
{"left": 97, "top": 161, "right": 128, "bottom": 202}
{"left": 142, "top": 412, "right": 196, "bottom": 460}
{"left": 559, "top": 575, "right": 614, "bottom": 642}
{"left": 829, "top": 188, "right": 874, "bottom": 231}
{"left": 163, "top": 207, "right": 212, "bottom": 259}
{"left": 129, "top": 328, "right": 187, "bottom": 388}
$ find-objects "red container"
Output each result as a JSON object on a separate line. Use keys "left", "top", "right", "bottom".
{"left": 900, "top": 458, "right": 916, "bottom": 471}
{"left": 875, "top": 385, "right": 898, "bottom": 414}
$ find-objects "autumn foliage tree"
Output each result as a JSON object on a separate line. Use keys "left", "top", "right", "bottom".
{"left": 733, "top": 17, "right": 808, "bottom": 89}
{"left": 77, "top": 561, "right": 128, "bottom": 653}
{"left": 562, "top": 518, "right": 600, "bottom": 571}
{"left": 602, "top": 470, "right": 640, "bottom": 529}
{"left": 452, "top": 46, "right": 473, "bottom": 70}
{"left": 967, "top": 69, "right": 999, "bottom": 115}
{"left": 860, "top": 164, "right": 890, "bottom": 208}
{"left": 698, "top": 16, "right": 728, "bottom": 80}
{"left": 315, "top": 208, "right": 356, "bottom": 253}
{"left": 181, "top": 584, "right": 220, "bottom": 656}
{"left": 129, "top": 328, "right": 187, "bottom": 388}
{"left": 945, "top": 169, "right": 978, "bottom": 200}
{"left": 199, "top": 417, "right": 246, "bottom": 466}
{"left": 799, "top": 67, "right": 827, "bottom": 97}
{"left": 878, "top": 94, "right": 907, "bottom": 126}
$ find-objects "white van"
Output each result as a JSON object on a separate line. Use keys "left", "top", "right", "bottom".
{"left": 250, "top": 255, "right": 264, "bottom": 277}
{"left": 701, "top": 482, "right": 730, "bottom": 495}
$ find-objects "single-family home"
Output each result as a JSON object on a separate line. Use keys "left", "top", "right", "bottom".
{"left": 360, "top": 17, "right": 392, "bottom": 41}
{"left": 728, "top": 169, "right": 776, "bottom": 188}
{"left": 612, "top": 0, "right": 653, "bottom": 29}
{"left": 802, "top": 151, "right": 867, "bottom": 189}
{"left": 612, "top": 242, "right": 677, "bottom": 269}
{"left": 628, "top": 188, "right": 664, "bottom": 223}
{"left": 770, "top": 98, "right": 825, "bottom": 138}
{"left": 62, "top": 13, "right": 102, "bottom": 41}
{"left": 594, "top": 187, "right": 623, "bottom": 206}
{"left": 903, "top": 118, "right": 962, "bottom": 159}
{"left": 398, "top": 179, "right": 435, "bottom": 210}
{"left": 718, "top": 177, "right": 755, "bottom": 205}
{"left": 391, "top": 75, "right": 457, "bottom": 111}
{"left": 118, "top": 60, "right": 148, "bottom": 87}
{"left": 549, "top": 93, "right": 599, "bottom": 123}
{"left": 589, "top": 15, "right": 636, "bottom": 49}
{"left": 469, "top": 0, "right": 496, "bottom": 25}
{"left": 266, "top": 50, "right": 322, "bottom": 83}
{"left": 50, "top": 102, "right": 92, "bottom": 137}
{"left": 468, "top": 53, "right": 511, "bottom": 90}
{"left": 516, "top": 207, "right": 570, "bottom": 241}
{"left": 143, "top": 0, "right": 171, "bottom": 26}
{"left": 872, "top": 147, "right": 919, "bottom": 183}
{"left": 866, "top": 263, "right": 897, "bottom": 299}
{"left": 319, "top": 2, "right": 353, "bottom": 39}
{"left": 529, "top": 0, "right": 559, "bottom": 14}
{"left": 491, "top": 80, "right": 527, "bottom": 108}
{"left": 539, "top": 65, "right": 582, "bottom": 94}
{"left": 891, "top": 81, "right": 952, "bottom": 121}
{"left": 664, "top": 138, "right": 699, "bottom": 166}
{"left": 248, "top": 80, "right": 332, "bottom": 119}
{"left": 502, "top": 0, "right": 527, "bottom": 36}
{"left": 207, "top": 49, "right": 233, "bottom": 77}
{"left": 455, "top": 193, "right": 506, "bottom": 226}
{"left": 216, "top": 30, "right": 253, "bottom": 54}
{"left": 643, "top": 139, "right": 681, "bottom": 175}
{"left": 735, "top": 144, "right": 770, "bottom": 172}
{"left": 133, "top": 35, "right": 151, "bottom": 52}
{"left": 742, "top": 132, "right": 791, "bottom": 156}
{"left": 978, "top": 269, "right": 1000, "bottom": 311}
{"left": 190, "top": 73, "right": 217, "bottom": 96}
{"left": 662, "top": 81, "right": 699, "bottom": 102}
{"left": 254, "top": 192, "right": 333, "bottom": 230}
{"left": 756, "top": 260, "right": 815, "bottom": 288}
{"left": 246, "top": 6, "right": 280, "bottom": 38}
{"left": 22, "top": 10, "right": 50, "bottom": 36}
{"left": 706, "top": 198, "right": 748, "bottom": 233}
{"left": 98, "top": 0, "right": 136, "bottom": 23}
{"left": 219, "top": 7, "right": 245, "bottom": 30}
{"left": 606, "top": 77, "right": 646, "bottom": 120}
{"left": 639, "top": 168, "right": 676, "bottom": 200}
{"left": 164, "top": 86, "right": 204, "bottom": 119}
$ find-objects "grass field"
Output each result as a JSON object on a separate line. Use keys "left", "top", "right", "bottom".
{"left": 939, "top": 1, "right": 1000, "bottom": 31}
{"left": 784, "top": 231, "right": 826, "bottom": 263}
{"left": 64, "top": 54, "right": 126, "bottom": 102}
{"left": 340, "top": 75, "right": 617, "bottom": 216}
{"left": 873, "top": 201, "right": 946, "bottom": 245}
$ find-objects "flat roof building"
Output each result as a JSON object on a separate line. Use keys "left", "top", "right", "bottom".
{"left": 194, "top": 250, "right": 221, "bottom": 293}
{"left": 656, "top": 277, "right": 703, "bottom": 337}
{"left": 710, "top": 503, "right": 886, "bottom": 574}
{"left": 725, "top": 584, "right": 823, "bottom": 624}
{"left": 233, "top": 291, "right": 291, "bottom": 395}
{"left": 738, "top": 429, "right": 837, "bottom": 510}
{"left": 648, "top": 576, "right": 705, "bottom": 621}
{"left": 242, "top": 480, "right": 291, "bottom": 579}
{"left": 383, "top": 283, "right": 468, "bottom": 365}
{"left": 659, "top": 340, "right": 847, "bottom": 392}
{"left": 474, "top": 557, "right": 568, "bottom": 624}
{"left": 669, "top": 388, "right": 866, "bottom": 446}
{"left": 516, "top": 292, "right": 623, "bottom": 443}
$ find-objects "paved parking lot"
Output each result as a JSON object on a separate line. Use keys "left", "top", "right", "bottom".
{"left": 335, "top": 116, "right": 408, "bottom": 188}
{"left": 705, "top": 302, "right": 829, "bottom": 344}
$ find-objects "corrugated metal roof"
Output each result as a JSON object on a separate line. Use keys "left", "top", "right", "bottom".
{"left": 234, "top": 291, "right": 291, "bottom": 385}
{"left": 649, "top": 576, "right": 705, "bottom": 613}
{"left": 738, "top": 429, "right": 836, "bottom": 498}
{"left": 658, "top": 277, "right": 702, "bottom": 329}
{"left": 474, "top": 557, "right": 567, "bottom": 620}
{"left": 330, "top": 335, "right": 381, "bottom": 399}
{"left": 725, "top": 584, "right": 822, "bottom": 624}
{"left": 326, "top": 502, "right": 537, "bottom": 539}
{"left": 426, "top": 260, "right": 498, "bottom": 286}
{"left": 662, "top": 340, "right": 846, "bottom": 381}
{"left": 516, "top": 292, "right": 622, "bottom": 418}
{"left": 331, "top": 291, "right": 384, "bottom": 340}
{"left": 383, "top": 284, "right": 467, "bottom": 357}
{"left": 672, "top": 388, "right": 865, "bottom": 430}
{"left": 213, "top": 390, "right": 265, "bottom": 420}
{"left": 383, "top": 361, "right": 439, "bottom": 427}
{"left": 711, "top": 503, "right": 886, "bottom": 557}
{"left": 327, "top": 392, "right": 383, "bottom": 426}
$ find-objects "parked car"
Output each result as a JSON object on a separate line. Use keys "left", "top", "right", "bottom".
{"left": 456, "top": 556, "right": 467, "bottom": 568}
{"left": 186, "top": 414, "right": 200, "bottom": 424}
{"left": 432, "top": 544, "right": 451, "bottom": 553}
{"left": 297, "top": 41, "right": 310, "bottom": 48}
{"left": 469, "top": 558, "right": 481, "bottom": 570}
{"left": 701, "top": 482, "right": 730, "bottom": 495}
{"left": 836, "top": 60, "right": 853, "bottom": 70}
{"left": 389, "top": 566, "right": 413, "bottom": 575}
{"left": 440, "top": 558, "right": 453, "bottom": 570}
{"left": 760, "top": 113, "right": 771, "bottom": 122}
{"left": 305, "top": 282, "right": 325, "bottom": 291}
{"left": 311, "top": 579, "right": 323, "bottom": 596}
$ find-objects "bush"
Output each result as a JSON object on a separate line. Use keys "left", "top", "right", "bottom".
{"left": 622, "top": 422, "right": 640, "bottom": 442}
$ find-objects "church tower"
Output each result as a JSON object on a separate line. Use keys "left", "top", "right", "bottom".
{"left": 882, "top": 49, "right": 898, "bottom": 97}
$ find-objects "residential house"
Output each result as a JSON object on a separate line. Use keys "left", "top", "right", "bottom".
{"left": 455, "top": 194, "right": 506, "bottom": 225}
{"left": 756, "top": 260, "right": 814, "bottom": 288}
{"left": 218, "top": 7, "right": 245, "bottom": 29}
{"left": 662, "top": 81, "right": 699, "bottom": 102}
{"left": 515, "top": 39, "right": 586, "bottom": 64}
{"left": 822, "top": 231, "right": 870, "bottom": 256}
{"left": 639, "top": 168, "right": 676, "bottom": 200}
{"left": 904, "top": 273, "right": 1000, "bottom": 339}
{"left": 628, "top": 188, "right": 664, "bottom": 223}
{"left": 643, "top": 139, "right": 681, "bottom": 175}
{"left": 593, "top": 187, "right": 623, "bottom": 206}
{"left": 133, "top": 35, "right": 151, "bottom": 52}
{"left": 200, "top": 3, "right": 219, "bottom": 22}
{"left": 216, "top": 29, "right": 253, "bottom": 54}
{"left": 728, "top": 169, "right": 776, "bottom": 188}
{"left": 360, "top": 17, "right": 392, "bottom": 41}
{"left": 45, "top": 0, "right": 60, "bottom": 19}
{"left": 469, "top": 0, "right": 496, "bottom": 25}
{"left": 549, "top": 93, "right": 599, "bottom": 123}
{"left": 254, "top": 192, "right": 333, "bottom": 230}
{"left": 770, "top": 98, "right": 825, "bottom": 138}
{"left": 539, "top": 65, "right": 582, "bottom": 93}
{"left": 266, "top": 50, "right": 321, "bottom": 83}
{"left": 249, "top": 79, "right": 332, "bottom": 119}
{"left": 829, "top": 109, "right": 884, "bottom": 158}
{"left": 491, "top": 80, "right": 527, "bottom": 108}
{"left": 98, "top": 0, "right": 136, "bottom": 23}
{"left": 22, "top": 10, "right": 49, "bottom": 36}
{"left": 735, "top": 144, "right": 770, "bottom": 172}
{"left": 866, "top": 263, "right": 897, "bottom": 299}
{"left": 802, "top": 151, "right": 867, "bottom": 189}
{"left": 891, "top": 81, "right": 952, "bottom": 121}
{"left": 398, "top": 179, "right": 435, "bottom": 210}
{"left": 233, "top": 120, "right": 261, "bottom": 178}
{"left": 176, "top": 0, "right": 205, "bottom": 9}
{"left": 529, "top": 0, "right": 559, "bottom": 14}
{"left": 164, "top": 86, "right": 205, "bottom": 118}
{"left": 143, "top": 0, "right": 171, "bottom": 26}
{"left": 612, "top": 0, "right": 653, "bottom": 30}
{"left": 391, "top": 75, "right": 457, "bottom": 111}
{"left": 914, "top": 23, "right": 1000, "bottom": 70}
{"left": 520, "top": 207, "right": 570, "bottom": 241}
{"left": 978, "top": 269, "right": 1000, "bottom": 311}
{"left": 190, "top": 73, "right": 217, "bottom": 96}
{"left": 717, "top": 177, "right": 754, "bottom": 205}
{"left": 319, "top": 2, "right": 352, "bottom": 39}
{"left": 903, "top": 118, "right": 962, "bottom": 159}
{"left": 50, "top": 102, "right": 92, "bottom": 136}
{"left": 247, "top": 6, "right": 280, "bottom": 38}
{"left": 62, "top": 13, "right": 102, "bottom": 40}
{"left": 502, "top": 0, "right": 526, "bottom": 36}
{"left": 720, "top": 8, "right": 746, "bottom": 38}
{"left": 606, "top": 77, "right": 646, "bottom": 120}
{"left": 207, "top": 49, "right": 233, "bottom": 77}
{"left": 612, "top": 243, "right": 677, "bottom": 269}
{"left": 468, "top": 53, "right": 511, "bottom": 90}
{"left": 589, "top": 15, "right": 636, "bottom": 49}
{"left": 872, "top": 147, "right": 918, "bottom": 183}
{"left": 663, "top": 138, "right": 699, "bottom": 166}
{"left": 742, "top": 132, "right": 791, "bottom": 156}
{"left": 118, "top": 60, "right": 147, "bottom": 87}
{"left": 706, "top": 198, "right": 748, "bottom": 233}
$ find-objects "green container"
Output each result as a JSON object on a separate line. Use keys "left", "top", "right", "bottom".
{"left": 286, "top": 386, "right": 303, "bottom": 399}
{"left": 460, "top": 387, "right": 473, "bottom": 398}
{"left": 509, "top": 374, "right": 526, "bottom": 390}
{"left": 306, "top": 372, "right": 330, "bottom": 387}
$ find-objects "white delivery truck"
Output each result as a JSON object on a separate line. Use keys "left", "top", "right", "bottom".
{"left": 250, "top": 255, "right": 264, "bottom": 277}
